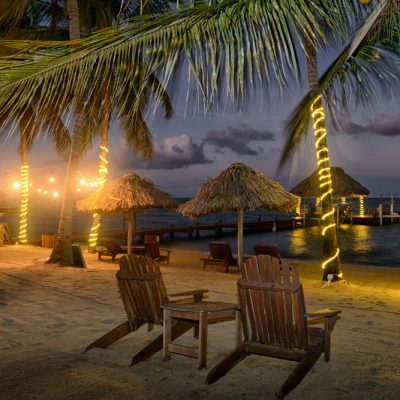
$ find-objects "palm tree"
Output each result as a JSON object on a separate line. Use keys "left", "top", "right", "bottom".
{"left": 0, "top": 1, "right": 69, "bottom": 245}
{"left": 279, "top": 0, "right": 398, "bottom": 279}
{"left": 0, "top": 0, "right": 398, "bottom": 268}
{"left": 81, "top": 0, "right": 172, "bottom": 253}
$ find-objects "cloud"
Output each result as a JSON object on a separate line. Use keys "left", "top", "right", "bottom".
{"left": 369, "top": 115, "right": 400, "bottom": 137}
{"left": 115, "top": 134, "right": 212, "bottom": 170}
{"left": 338, "top": 113, "right": 400, "bottom": 137}
{"left": 203, "top": 123, "right": 275, "bottom": 155}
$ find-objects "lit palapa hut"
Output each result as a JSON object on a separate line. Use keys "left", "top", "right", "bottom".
{"left": 76, "top": 173, "right": 178, "bottom": 253}
{"left": 178, "top": 163, "right": 299, "bottom": 267}
{"left": 290, "top": 167, "right": 370, "bottom": 214}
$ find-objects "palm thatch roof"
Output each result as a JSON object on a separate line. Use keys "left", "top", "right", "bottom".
{"left": 290, "top": 167, "right": 370, "bottom": 198}
{"left": 76, "top": 173, "right": 177, "bottom": 213}
{"left": 179, "top": 163, "right": 299, "bottom": 217}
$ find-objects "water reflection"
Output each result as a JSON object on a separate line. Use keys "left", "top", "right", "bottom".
{"left": 289, "top": 227, "right": 318, "bottom": 259}
{"left": 339, "top": 224, "right": 372, "bottom": 254}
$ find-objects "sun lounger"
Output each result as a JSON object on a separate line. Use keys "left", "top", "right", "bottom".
{"left": 200, "top": 241, "right": 238, "bottom": 273}
{"left": 96, "top": 238, "right": 127, "bottom": 261}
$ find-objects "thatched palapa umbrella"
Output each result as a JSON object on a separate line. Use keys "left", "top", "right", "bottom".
{"left": 290, "top": 167, "right": 369, "bottom": 214}
{"left": 76, "top": 173, "right": 177, "bottom": 253}
{"left": 179, "top": 163, "right": 299, "bottom": 268}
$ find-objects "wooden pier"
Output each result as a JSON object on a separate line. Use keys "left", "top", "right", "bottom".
{"left": 99, "top": 217, "right": 302, "bottom": 243}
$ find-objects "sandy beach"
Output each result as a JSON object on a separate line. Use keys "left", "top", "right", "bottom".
{"left": 0, "top": 244, "right": 399, "bottom": 399}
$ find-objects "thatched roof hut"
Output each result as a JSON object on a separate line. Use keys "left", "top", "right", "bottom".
{"left": 76, "top": 173, "right": 177, "bottom": 213}
{"left": 179, "top": 163, "right": 299, "bottom": 267}
{"left": 76, "top": 173, "right": 177, "bottom": 253}
{"left": 179, "top": 163, "right": 299, "bottom": 217}
{"left": 290, "top": 167, "right": 370, "bottom": 198}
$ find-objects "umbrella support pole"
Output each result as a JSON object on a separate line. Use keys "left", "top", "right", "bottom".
{"left": 237, "top": 208, "right": 244, "bottom": 270}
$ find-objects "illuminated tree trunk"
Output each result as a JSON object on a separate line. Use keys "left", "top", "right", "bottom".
{"left": 48, "top": 0, "right": 82, "bottom": 265}
{"left": 88, "top": 79, "right": 110, "bottom": 252}
{"left": 305, "top": 37, "right": 342, "bottom": 281}
{"left": 18, "top": 124, "right": 29, "bottom": 244}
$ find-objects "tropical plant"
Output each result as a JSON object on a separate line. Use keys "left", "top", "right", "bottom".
{"left": 279, "top": 0, "right": 400, "bottom": 279}
{"left": 0, "top": 0, "right": 69, "bottom": 245}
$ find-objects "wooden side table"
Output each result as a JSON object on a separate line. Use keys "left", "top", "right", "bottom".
{"left": 161, "top": 301, "right": 241, "bottom": 369}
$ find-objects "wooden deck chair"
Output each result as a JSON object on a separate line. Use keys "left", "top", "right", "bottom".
{"left": 96, "top": 238, "right": 127, "bottom": 261}
{"left": 85, "top": 254, "right": 207, "bottom": 365}
{"left": 200, "top": 241, "right": 237, "bottom": 273}
{"left": 144, "top": 235, "right": 172, "bottom": 264}
{"left": 253, "top": 244, "right": 282, "bottom": 263}
{"left": 206, "top": 255, "right": 341, "bottom": 399}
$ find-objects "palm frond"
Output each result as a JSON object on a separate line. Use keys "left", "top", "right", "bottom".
{"left": 0, "top": 0, "right": 339, "bottom": 136}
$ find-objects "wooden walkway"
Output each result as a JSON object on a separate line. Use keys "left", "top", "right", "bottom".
{"left": 99, "top": 217, "right": 302, "bottom": 243}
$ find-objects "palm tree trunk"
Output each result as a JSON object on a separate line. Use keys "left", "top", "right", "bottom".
{"left": 88, "top": 78, "right": 110, "bottom": 252}
{"left": 305, "top": 37, "right": 341, "bottom": 281}
{"left": 17, "top": 123, "right": 29, "bottom": 244}
{"left": 48, "top": 0, "right": 81, "bottom": 265}
{"left": 67, "top": 0, "right": 80, "bottom": 40}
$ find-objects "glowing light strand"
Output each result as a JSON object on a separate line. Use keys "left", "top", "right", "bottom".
{"left": 359, "top": 195, "right": 364, "bottom": 216}
{"left": 18, "top": 164, "right": 29, "bottom": 244}
{"left": 312, "top": 96, "right": 340, "bottom": 273}
{"left": 88, "top": 145, "right": 109, "bottom": 251}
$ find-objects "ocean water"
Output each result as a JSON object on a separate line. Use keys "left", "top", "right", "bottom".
{"left": 1, "top": 196, "right": 399, "bottom": 267}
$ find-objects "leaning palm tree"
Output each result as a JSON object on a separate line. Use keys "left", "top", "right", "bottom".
{"left": 0, "top": 1, "right": 399, "bottom": 269}
{"left": 279, "top": 0, "right": 400, "bottom": 280}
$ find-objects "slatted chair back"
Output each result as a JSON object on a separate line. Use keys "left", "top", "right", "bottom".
{"left": 117, "top": 255, "right": 169, "bottom": 326}
{"left": 209, "top": 242, "right": 235, "bottom": 265}
{"left": 253, "top": 244, "right": 282, "bottom": 263}
{"left": 144, "top": 242, "right": 161, "bottom": 260}
{"left": 144, "top": 235, "right": 159, "bottom": 243}
{"left": 238, "top": 255, "right": 309, "bottom": 351}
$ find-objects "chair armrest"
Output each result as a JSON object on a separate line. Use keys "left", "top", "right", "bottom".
{"left": 307, "top": 308, "right": 341, "bottom": 362}
{"left": 306, "top": 308, "right": 341, "bottom": 318}
{"left": 169, "top": 289, "right": 209, "bottom": 302}
{"left": 159, "top": 248, "right": 172, "bottom": 254}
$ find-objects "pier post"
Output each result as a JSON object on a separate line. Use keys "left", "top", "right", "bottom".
{"left": 188, "top": 224, "right": 193, "bottom": 239}
{"left": 196, "top": 222, "right": 200, "bottom": 238}
{"left": 379, "top": 203, "right": 383, "bottom": 226}
{"left": 237, "top": 209, "right": 244, "bottom": 269}
{"left": 390, "top": 195, "right": 394, "bottom": 223}
{"left": 169, "top": 224, "right": 174, "bottom": 241}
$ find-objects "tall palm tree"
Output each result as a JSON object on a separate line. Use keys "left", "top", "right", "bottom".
{"left": 0, "top": 0, "right": 69, "bottom": 245}
{"left": 0, "top": 0, "right": 398, "bottom": 268}
{"left": 81, "top": 0, "right": 172, "bottom": 253}
{"left": 279, "top": 0, "right": 399, "bottom": 280}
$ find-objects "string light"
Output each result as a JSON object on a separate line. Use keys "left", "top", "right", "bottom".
{"left": 49, "top": 177, "right": 55, "bottom": 183}
{"left": 359, "top": 195, "right": 365, "bottom": 216}
{"left": 18, "top": 164, "right": 29, "bottom": 244}
{"left": 88, "top": 145, "right": 109, "bottom": 251}
{"left": 311, "top": 95, "right": 341, "bottom": 275}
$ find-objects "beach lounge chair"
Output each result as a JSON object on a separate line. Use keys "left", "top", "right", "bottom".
{"left": 253, "top": 244, "right": 282, "bottom": 263}
{"left": 96, "top": 238, "right": 127, "bottom": 261}
{"left": 85, "top": 254, "right": 208, "bottom": 365}
{"left": 200, "top": 241, "right": 238, "bottom": 273}
{"left": 144, "top": 235, "right": 172, "bottom": 264}
{"left": 206, "top": 255, "right": 341, "bottom": 399}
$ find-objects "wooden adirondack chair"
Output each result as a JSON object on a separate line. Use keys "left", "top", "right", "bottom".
{"left": 85, "top": 254, "right": 207, "bottom": 365}
{"left": 200, "top": 242, "right": 238, "bottom": 273}
{"left": 206, "top": 255, "right": 341, "bottom": 399}
{"left": 253, "top": 244, "right": 282, "bottom": 263}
